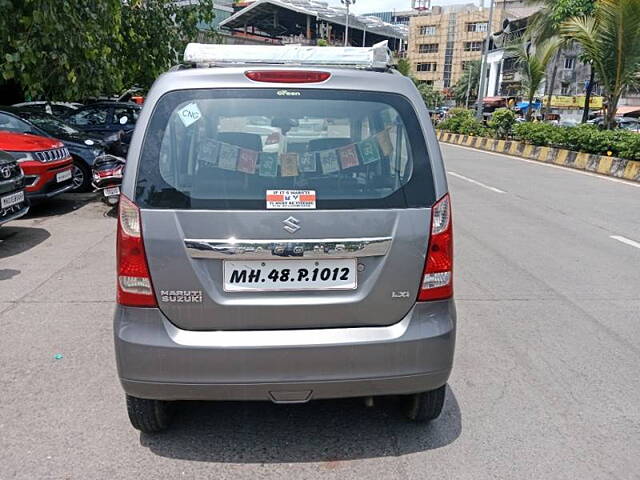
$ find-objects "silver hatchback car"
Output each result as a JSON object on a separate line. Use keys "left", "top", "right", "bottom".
{"left": 114, "top": 43, "right": 456, "bottom": 433}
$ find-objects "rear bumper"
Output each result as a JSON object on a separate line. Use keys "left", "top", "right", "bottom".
{"left": 114, "top": 300, "right": 456, "bottom": 402}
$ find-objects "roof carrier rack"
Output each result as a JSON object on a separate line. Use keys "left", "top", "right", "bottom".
{"left": 183, "top": 41, "right": 393, "bottom": 72}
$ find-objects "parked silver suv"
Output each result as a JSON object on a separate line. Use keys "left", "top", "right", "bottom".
{"left": 114, "top": 43, "right": 456, "bottom": 432}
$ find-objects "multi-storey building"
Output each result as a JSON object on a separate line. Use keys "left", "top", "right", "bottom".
{"left": 406, "top": 1, "right": 538, "bottom": 90}
{"left": 408, "top": 4, "right": 505, "bottom": 90}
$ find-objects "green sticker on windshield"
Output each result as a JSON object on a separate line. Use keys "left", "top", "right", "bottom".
{"left": 358, "top": 137, "right": 381, "bottom": 165}
{"left": 259, "top": 152, "right": 279, "bottom": 177}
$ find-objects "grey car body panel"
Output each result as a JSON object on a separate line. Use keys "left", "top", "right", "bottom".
{"left": 142, "top": 208, "right": 430, "bottom": 330}
{"left": 114, "top": 300, "right": 456, "bottom": 401}
{"left": 115, "top": 64, "right": 455, "bottom": 402}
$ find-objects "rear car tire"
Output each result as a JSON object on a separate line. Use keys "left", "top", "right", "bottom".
{"left": 403, "top": 385, "right": 446, "bottom": 423}
{"left": 71, "top": 159, "right": 92, "bottom": 192}
{"left": 126, "top": 395, "right": 172, "bottom": 433}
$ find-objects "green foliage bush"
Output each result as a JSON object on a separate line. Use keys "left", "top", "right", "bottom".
{"left": 513, "top": 122, "right": 562, "bottom": 146}
{"left": 488, "top": 108, "right": 516, "bottom": 138}
{"left": 440, "top": 113, "right": 640, "bottom": 161}
{"left": 513, "top": 123, "right": 640, "bottom": 160}
{"left": 617, "top": 133, "right": 640, "bottom": 161}
{"left": 437, "top": 108, "right": 486, "bottom": 136}
{"left": 513, "top": 122, "right": 640, "bottom": 159}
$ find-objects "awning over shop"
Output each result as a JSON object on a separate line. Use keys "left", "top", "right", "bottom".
{"left": 219, "top": 0, "right": 407, "bottom": 46}
{"left": 516, "top": 100, "right": 542, "bottom": 111}
{"left": 482, "top": 96, "right": 508, "bottom": 106}
{"left": 615, "top": 106, "right": 640, "bottom": 117}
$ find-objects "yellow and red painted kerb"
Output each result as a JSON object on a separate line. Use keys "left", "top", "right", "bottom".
{"left": 436, "top": 131, "right": 640, "bottom": 183}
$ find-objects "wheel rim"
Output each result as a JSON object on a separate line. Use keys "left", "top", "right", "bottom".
{"left": 72, "top": 164, "right": 84, "bottom": 190}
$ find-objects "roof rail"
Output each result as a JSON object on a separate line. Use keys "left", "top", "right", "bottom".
{"left": 183, "top": 41, "right": 393, "bottom": 71}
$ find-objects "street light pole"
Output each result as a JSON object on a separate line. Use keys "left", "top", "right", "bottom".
{"left": 476, "top": 0, "right": 495, "bottom": 120}
{"left": 465, "top": 64, "right": 473, "bottom": 108}
{"left": 341, "top": 0, "right": 356, "bottom": 47}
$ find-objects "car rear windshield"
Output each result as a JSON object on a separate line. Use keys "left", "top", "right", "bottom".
{"left": 135, "top": 88, "right": 435, "bottom": 209}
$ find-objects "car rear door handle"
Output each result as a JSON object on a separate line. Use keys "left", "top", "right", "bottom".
{"left": 184, "top": 237, "right": 393, "bottom": 260}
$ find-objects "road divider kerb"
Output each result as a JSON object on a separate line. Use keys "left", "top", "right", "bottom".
{"left": 437, "top": 131, "right": 640, "bottom": 183}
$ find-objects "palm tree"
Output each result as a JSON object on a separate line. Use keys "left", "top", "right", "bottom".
{"left": 562, "top": 0, "right": 640, "bottom": 129}
{"left": 525, "top": 0, "right": 596, "bottom": 119}
{"left": 507, "top": 37, "right": 562, "bottom": 121}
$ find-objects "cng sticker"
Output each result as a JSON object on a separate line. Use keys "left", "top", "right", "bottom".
{"left": 266, "top": 190, "right": 316, "bottom": 209}
{"left": 177, "top": 102, "right": 202, "bottom": 127}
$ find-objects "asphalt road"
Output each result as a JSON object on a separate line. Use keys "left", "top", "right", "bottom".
{"left": 1, "top": 146, "right": 639, "bottom": 479}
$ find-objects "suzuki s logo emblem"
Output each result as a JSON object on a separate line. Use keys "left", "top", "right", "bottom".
{"left": 0, "top": 167, "right": 11, "bottom": 179}
{"left": 283, "top": 216, "right": 301, "bottom": 234}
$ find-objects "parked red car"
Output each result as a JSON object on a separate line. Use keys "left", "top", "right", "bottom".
{"left": 0, "top": 131, "right": 74, "bottom": 202}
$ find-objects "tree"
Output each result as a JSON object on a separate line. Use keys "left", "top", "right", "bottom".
{"left": 507, "top": 37, "right": 562, "bottom": 121}
{"left": 452, "top": 60, "right": 481, "bottom": 107}
{"left": 395, "top": 58, "right": 412, "bottom": 77}
{"left": 562, "top": 0, "right": 640, "bottom": 129}
{"left": 0, "top": 0, "right": 124, "bottom": 100}
{"left": 417, "top": 83, "right": 445, "bottom": 110}
{"left": 525, "top": 0, "right": 596, "bottom": 118}
{"left": 119, "top": 0, "right": 215, "bottom": 92}
{"left": 0, "top": 0, "right": 214, "bottom": 101}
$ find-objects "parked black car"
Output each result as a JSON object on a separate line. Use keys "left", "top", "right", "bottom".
{"left": 63, "top": 101, "right": 141, "bottom": 138}
{"left": 0, "top": 107, "right": 107, "bottom": 191}
{"left": 0, "top": 149, "right": 29, "bottom": 226}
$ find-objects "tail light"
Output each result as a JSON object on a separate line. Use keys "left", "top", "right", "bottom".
{"left": 245, "top": 70, "right": 331, "bottom": 83}
{"left": 418, "top": 194, "right": 453, "bottom": 301}
{"left": 117, "top": 195, "right": 157, "bottom": 307}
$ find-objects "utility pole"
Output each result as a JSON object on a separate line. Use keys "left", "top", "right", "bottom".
{"left": 465, "top": 65, "right": 473, "bottom": 108}
{"left": 341, "top": 0, "right": 356, "bottom": 47}
{"left": 475, "top": 0, "right": 495, "bottom": 120}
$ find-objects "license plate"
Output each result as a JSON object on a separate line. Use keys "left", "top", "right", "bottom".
{"left": 223, "top": 259, "right": 357, "bottom": 292}
{"left": 103, "top": 186, "right": 120, "bottom": 197}
{"left": 56, "top": 169, "right": 72, "bottom": 183}
{"left": 1, "top": 190, "right": 24, "bottom": 209}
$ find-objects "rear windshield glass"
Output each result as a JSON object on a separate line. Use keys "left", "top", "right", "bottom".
{"left": 135, "top": 89, "right": 435, "bottom": 209}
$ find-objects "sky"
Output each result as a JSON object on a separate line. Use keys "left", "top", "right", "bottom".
{"left": 329, "top": 0, "right": 479, "bottom": 14}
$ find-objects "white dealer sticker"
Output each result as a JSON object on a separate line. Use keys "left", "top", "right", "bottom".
{"left": 177, "top": 102, "right": 202, "bottom": 127}
{"left": 266, "top": 190, "right": 316, "bottom": 209}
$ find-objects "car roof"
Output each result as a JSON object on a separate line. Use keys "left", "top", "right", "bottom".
{"left": 1, "top": 105, "right": 28, "bottom": 114}
{"left": 78, "top": 101, "right": 141, "bottom": 108}
{"left": 0, "top": 106, "right": 37, "bottom": 122}
{"left": 12, "top": 101, "right": 81, "bottom": 107}
{"left": 150, "top": 66, "right": 410, "bottom": 99}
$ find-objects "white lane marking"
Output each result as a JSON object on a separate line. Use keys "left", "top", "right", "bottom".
{"left": 444, "top": 143, "right": 640, "bottom": 188}
{"left": 610, "top": 235, "right": 640, "bottom": 249}
{"left": 447, "top": 171, "right": 506, "bottom": 194}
